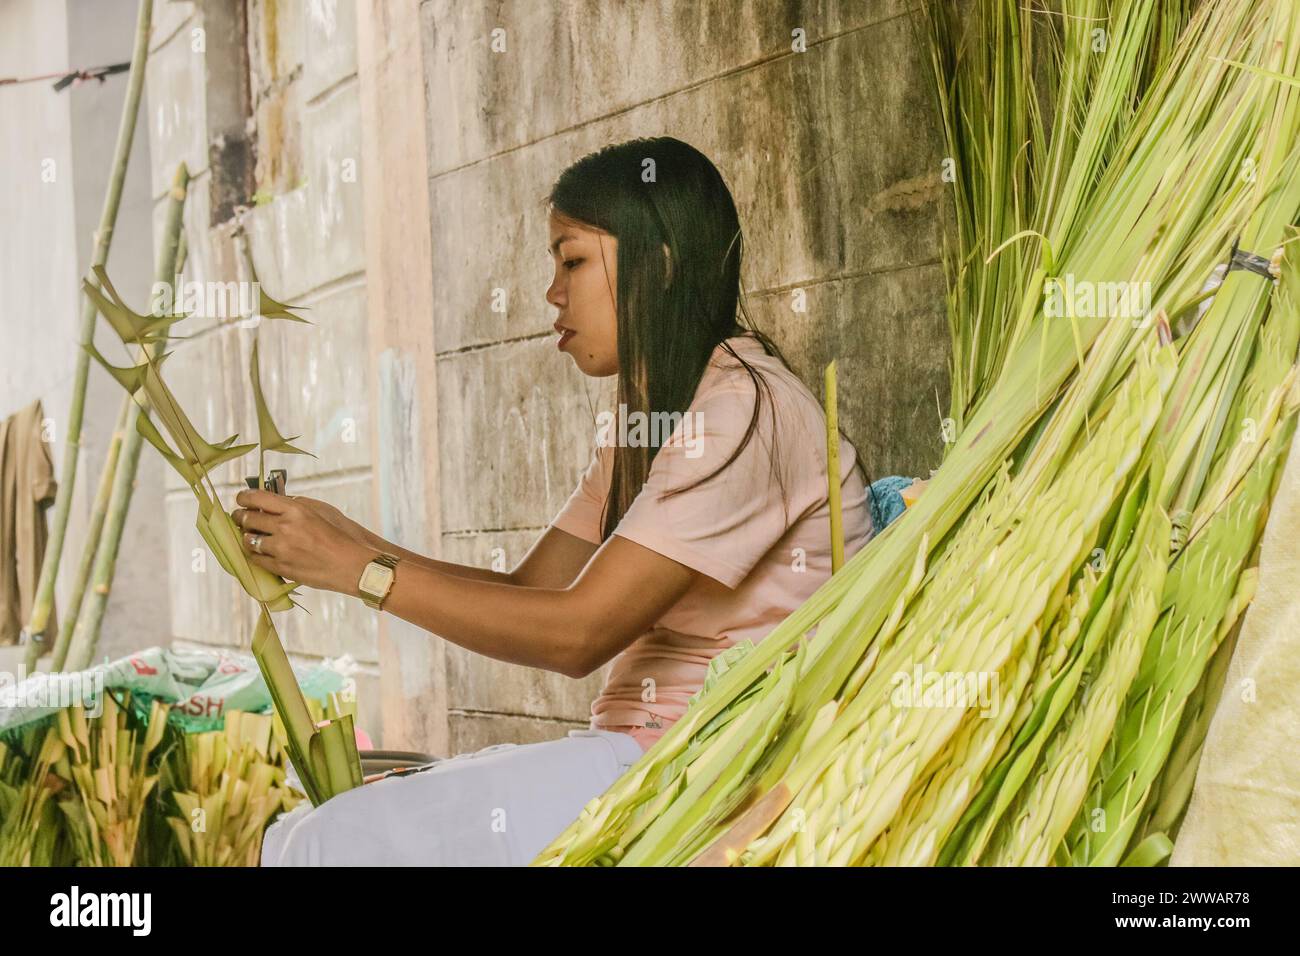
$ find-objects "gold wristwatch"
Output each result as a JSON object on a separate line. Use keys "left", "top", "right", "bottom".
{"left": 357, "top": 552, "right": 400, "bottom": 611}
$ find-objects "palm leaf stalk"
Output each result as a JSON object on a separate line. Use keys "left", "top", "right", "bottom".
{"left": 534, "top": 0, "right": 1300, "bottom": 866}
{"left": 926, "top": 0, "right": 1037, "bottom": 433}
{"left": 738, "top": 344, "right": 1172, "bottom": 868}
{"left": 79, "top": 217, "right": 359, "bottom": 805}
{"left": 967, "top": 9, "right": 1300, "bottom": 858}
{"left": 928, "top": 0, "right": 1193, "bottom": 436}
{"left": 47, "top": 226, "right": 189, "bottom": 674}
{"left": 823, "top": 362, "right": 845, "bottom": 572}
{"left": 1060, "top": 28, "right": 1300, "bottom": 866}
{"left": 939, "top": 327, "right": 1296, "bottom": 865}
{"left": 874, "top": 454, "right": 1169, "bottom": 866}
{"left": 22, "top": 0, "right": 155, "bottom": 670}
{"left": 1127, "top": 563, "right": 1253, "bottom": 852}
{"left": 1065, "top": 406, "right": 1297, "bottom": 866}
{"left": 921, "top": 0, "right": 1300, "bottom": 868}
{"left": 1068, "top": 259, "right": 1300, "bottom": 865}
{"left": 1124, "top": 236, "right": 1300, "bottom": 852}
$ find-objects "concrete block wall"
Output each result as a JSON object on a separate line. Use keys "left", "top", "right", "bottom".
{"left": 6, "top": 1, "right": 950, "bottom": 756}
{"left": 418, "top": 0, "right": 951, "bottom": 750}
{"left": 145, "top": 0, "right": 383, "bottom": 740}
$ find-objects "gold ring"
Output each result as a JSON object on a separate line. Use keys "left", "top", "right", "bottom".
{"left": 250, "top": 534, "right": 263, "bottom": 554}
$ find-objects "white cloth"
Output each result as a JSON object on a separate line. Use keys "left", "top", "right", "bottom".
{"left": 260, "top": 729, "right": 643, "bottom": 866}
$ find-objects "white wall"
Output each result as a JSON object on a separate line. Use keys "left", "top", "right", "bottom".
{"left": 0, "top": 0, "right": 170, "bottom": 667}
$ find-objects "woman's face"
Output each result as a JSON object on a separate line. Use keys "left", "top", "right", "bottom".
{"left": 547, "top": 211, "right": 619, "bottom": 377}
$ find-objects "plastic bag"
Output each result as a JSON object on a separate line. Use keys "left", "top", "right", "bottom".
{"left": 0, "top": 644, "right": 350, "bottom": 735}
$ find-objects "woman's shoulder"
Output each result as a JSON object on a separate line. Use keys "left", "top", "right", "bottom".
{"left": 694, "top": 335, "right": 823, "bottom": 426}
{"left": 681, "top": 336, "right": 840, "bottom": 491}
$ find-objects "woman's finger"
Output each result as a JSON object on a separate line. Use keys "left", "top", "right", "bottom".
{"left": 234, "top": 508, "right": 280, "bottom": 535}
{"left": 235, "top": 488, "right": 293, "bottom": 514}
{"left": 243, "top": 529, "right": 281, "bottom": 560}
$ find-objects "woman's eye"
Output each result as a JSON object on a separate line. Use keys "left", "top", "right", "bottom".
{"left": 564, "top": 258, "right": 583, "bottom": 271}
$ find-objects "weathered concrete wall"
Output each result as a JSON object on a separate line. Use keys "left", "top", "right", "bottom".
{"left": 418, "top": 0, "right": 950, "bottom": 751}
{"left": 354, "top": 0, "right": 450, "bottom": 756}
{"left": 15, "top": 0, "right": 949, "bottom": 755}
{"left": 0, "top": 0, "right": 168, "bottom": 668}
{"left": 145, "top": 0, "right": 383, "bottom": 739}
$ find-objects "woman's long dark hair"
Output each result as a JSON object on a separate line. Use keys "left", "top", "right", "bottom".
{"left": 548, "top": 136, "right": 870, "bottom": 540}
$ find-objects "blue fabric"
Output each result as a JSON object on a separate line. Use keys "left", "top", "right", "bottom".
{"left": 868, "top": 476, "right": 914, "bottom": 533}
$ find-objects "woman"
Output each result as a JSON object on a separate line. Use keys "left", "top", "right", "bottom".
{"left": 239, "top": 137, "right": 874, "bottom": 865}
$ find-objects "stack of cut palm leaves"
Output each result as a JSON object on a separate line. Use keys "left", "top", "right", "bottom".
{"left": 163, "top": 710, "right": 303, "bottom": 866}
{"left": 53, "top": 693, "right": 170, "bottom": 866}
{"left": 81, "top": 264, "right": 362, "bottom": 807}
{"left": 0, "top": 693, "right": 170, "bottom": 866}
{"left": 534, "top": 0, "right": 1300, "bottom": 866}
{"left": 0, "top": 701, "right": 305, "bottom": 865}
{"left": 0, "top": 724, "right": 67, "bottom": 866}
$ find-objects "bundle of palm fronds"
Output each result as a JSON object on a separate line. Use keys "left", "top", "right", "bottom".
{"left": 0, "top": 724, "right": 68, "bottom": 866}
{"left": 534, "top": 0, "right": 1300, "bottom": 866}
{"left": 164, "top": 710, "right": 303, "bottom": 866}
{"left": 0, "top": 700, "right": 313, "bottom": 865}
{"left": 52, "top": 692, "right": 170, "bottom": 866}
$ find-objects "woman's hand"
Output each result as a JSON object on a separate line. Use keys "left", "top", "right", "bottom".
{"left": 901, "top": 477, "right": 930, "bottom": 508}
{"left": 291, "top": 496, "right": 376, "bottom": 548}
{"left": 232, "top": 489, "right": 372, "bottom": 594}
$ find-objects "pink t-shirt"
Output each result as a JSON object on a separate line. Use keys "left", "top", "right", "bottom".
{"left": 550, "top": 334, "right": 874, "bottom": 751}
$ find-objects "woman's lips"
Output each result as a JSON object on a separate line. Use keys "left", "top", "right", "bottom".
{"left": 555, "top": 324, "right": 576, "bottom": 350}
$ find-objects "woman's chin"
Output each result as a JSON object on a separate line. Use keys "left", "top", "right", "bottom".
{"left": 568, "top": 353, "right": 618, "bottom": 377}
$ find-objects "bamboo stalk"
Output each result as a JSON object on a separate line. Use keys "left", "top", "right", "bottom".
{"left": 22, "top": 0, "right": 155, "bottom": 669}
{"left": 823, "top": 361, "right": 844, "bottom": 573}
{"left": 44, "top": 399, "right": 129, "bottom": 671}
{"left": 63, "top": 163, "right": 190, "bottom": 672}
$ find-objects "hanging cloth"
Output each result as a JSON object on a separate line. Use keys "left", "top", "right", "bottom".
{"left": 0, "top": 399, "right": 59, "bottom": 646}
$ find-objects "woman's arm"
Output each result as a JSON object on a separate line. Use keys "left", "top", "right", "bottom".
{"left": 233, "top": 489, "right": 692, "bottom": 677}
{"left": 362, "top": 533, "right": 694, "bottom": 678}
{"left": 270, "top": 497, "right": 598, "bottom": 588}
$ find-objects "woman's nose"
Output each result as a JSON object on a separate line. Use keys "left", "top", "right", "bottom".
{"left": 546, "top": 273, "right": 564, "bottom": 309}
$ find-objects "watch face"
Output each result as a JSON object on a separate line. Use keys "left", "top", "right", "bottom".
{"left": 360, "top": 564, "right": 393, "bottom": 595}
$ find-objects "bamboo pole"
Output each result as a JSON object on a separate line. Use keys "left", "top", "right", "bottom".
{"left": 824, "top": 361, "right": 845, "bottom": 574}
{"left": 47, "top": 230, "right": 190, "bottom": 674}
{"left": 22, "top": 0, "right": 155, "bottom": 670}
{"left": 64, "top": 163, "right": 190, "bottom": 672}
{"left": 46, "top": 399, "right": 128, "bottom": 671}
